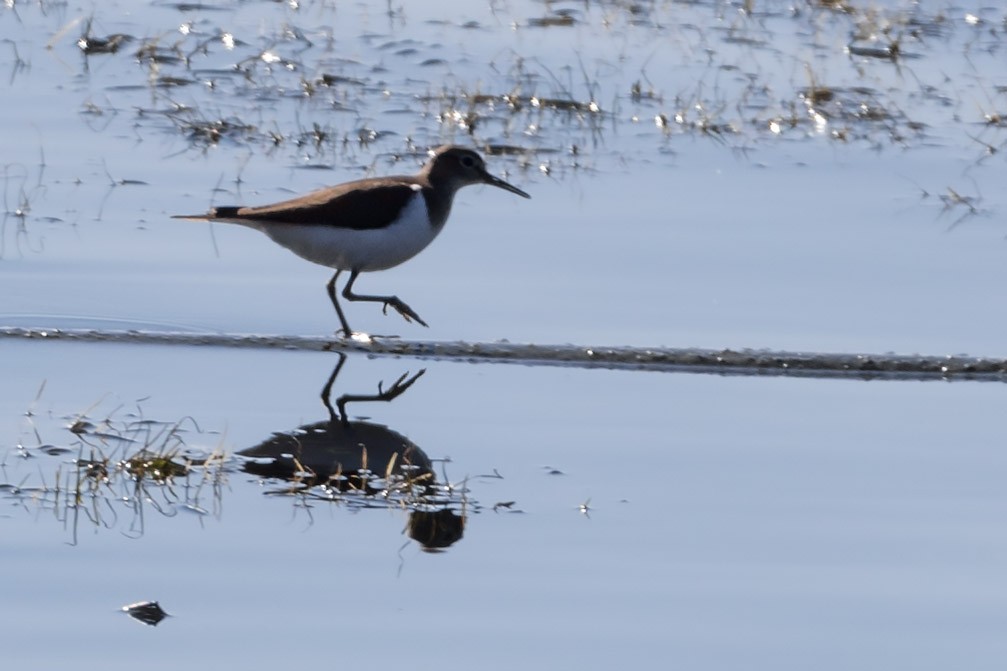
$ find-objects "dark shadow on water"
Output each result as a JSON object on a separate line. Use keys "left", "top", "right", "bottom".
{"left": 238, "top": 417, "right": 434, "bottom": 492}
{"left": 237, "top": 352, "right": 466, "bottom": 551}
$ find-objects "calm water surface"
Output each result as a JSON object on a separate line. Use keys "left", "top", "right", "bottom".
{"left": 2, "top": 1, "right": 1007, "bottom": 668}
{"left": 4, "top": 339, "right": 1007, "bottom": 668}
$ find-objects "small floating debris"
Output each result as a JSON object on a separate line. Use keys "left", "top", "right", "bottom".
{"left": 122, "top": 600, "right": 169, "bottom": 627}
{"left": 317, "top": 73, "right": 367, "bottom": 87}
{"left": 75, "top": 17, "right": 132, "bottom": 55}
{"left": 531, "top": 96, "right": 600, "bottom": 114}
{"left": 483, "top": 144, "right": 535, "bottom": 157}
{"left": 78, "top": 33, "right": 131, "bottom": 55}
{"left": 154, "top": 76, "right": 195, "bottom": 89}
{"left": 528, "top": 14, "right": 577, "bottom": 28}
{"left": 847, "top": 41, "right": 901, "bottom": 61}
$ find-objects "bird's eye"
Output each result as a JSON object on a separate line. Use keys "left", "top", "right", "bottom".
{"left": 461, "top": 155, "right": 475, "bottom": 167}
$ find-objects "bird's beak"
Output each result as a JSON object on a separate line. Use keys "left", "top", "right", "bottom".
{"left": 481, "top": 170, "right": 531, "bottom": 199}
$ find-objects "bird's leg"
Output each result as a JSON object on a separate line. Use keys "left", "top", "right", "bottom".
{"left": 342, "top": 270, "right": 429, "bottom": 327}
{"left": 320, "top": 352, "right": 348, "bottom": 423}
{"left": 326, "top": 270, "right": 354, "bottom": 337}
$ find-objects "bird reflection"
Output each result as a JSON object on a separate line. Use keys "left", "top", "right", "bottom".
{"left": 238, "top": 353, "right": 465, "bottom": 550}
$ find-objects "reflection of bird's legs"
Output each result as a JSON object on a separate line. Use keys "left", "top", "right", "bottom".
{"left": 335, "top": 369, "right": 427, "bottom": 426}
{"left": 320, "top": 352, "right": 348, "bottom": 422}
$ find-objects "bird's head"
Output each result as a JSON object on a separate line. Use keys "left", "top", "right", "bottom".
{"left": 424, "top": 145, "right": 531, "bottom": 199}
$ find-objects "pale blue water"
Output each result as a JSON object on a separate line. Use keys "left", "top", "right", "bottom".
{"left": 2, "top": 1, "right": 1007, "bottom": 669}
{"left": 4, "top": 339, "right": 1007, "bottom": 668}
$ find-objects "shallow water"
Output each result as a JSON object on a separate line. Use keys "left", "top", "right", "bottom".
{"left": 5, "top": 339, "right": 1007, "bottom": 668}
{"left": 3, "top": 1, "right": 1007, "bottom": 668}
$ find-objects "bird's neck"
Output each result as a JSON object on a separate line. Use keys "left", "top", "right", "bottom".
{"left": 420, "top": 183, "right": 457, "bottom": 230}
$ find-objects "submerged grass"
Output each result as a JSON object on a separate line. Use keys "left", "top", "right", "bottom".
{"left": 3, "top": 394, "right": 228, "bottom": 544}
{"left": 30, "top": 1, "right": 1001, "bottom": 166}
{"left": 3, "top": 379, "right": 482, "bottom": 549}
{"left": 1, "top": 0, "right": 1003, "bottom": 241}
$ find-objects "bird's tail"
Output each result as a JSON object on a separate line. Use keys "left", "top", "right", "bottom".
{"left": 171, "top": 206, "right": 241, "bottom": 221}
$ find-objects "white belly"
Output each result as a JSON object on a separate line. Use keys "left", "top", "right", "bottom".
{"left": 249, "top": 193, "right": 441, "bottom": 272}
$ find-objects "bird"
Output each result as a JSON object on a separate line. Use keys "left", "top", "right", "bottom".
{"left": 173, "top": 145, "right": 530, "bottom": 336}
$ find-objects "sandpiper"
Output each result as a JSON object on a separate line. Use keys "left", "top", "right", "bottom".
{"left": 173, "top": 145, "right": 530, "bottom": 336}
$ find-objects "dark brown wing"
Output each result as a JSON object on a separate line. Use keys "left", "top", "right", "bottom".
{"left": 179, "top": 176, "right": 423, "bottom": 230}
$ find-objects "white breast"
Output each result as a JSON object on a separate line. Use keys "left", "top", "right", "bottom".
{"left": 250, "top": 190, "right": 442, "bottom": 272}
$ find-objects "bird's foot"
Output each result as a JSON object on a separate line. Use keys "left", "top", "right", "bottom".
{"left": 378, "top": 369, "right": 427, "bottom": 399}
{"left": 334, "top": 328, "right": 374, "bottom": 343}
{"left": 381, "top": 298, "right": 429, "bottom": 327}
{"left": 333, "top": 329, "right": 403, "bottom": 342}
